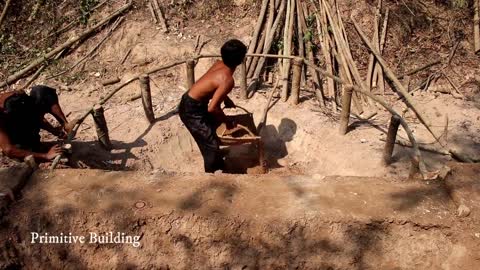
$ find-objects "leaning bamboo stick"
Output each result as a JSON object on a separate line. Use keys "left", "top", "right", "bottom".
{"left": 246, "top": 0, "right": 270, "bottom": 71}
{"left": 303, "top": 60, "right": 427, "bottom": 177}
{"left": 0, "top": 0, "right": 12, "bottom": 28}
{"left": 352, "top": 19, "right": 443, "bottom": 146}
{"left": 474, "top": 0, "right": 479, "bottom": 54}
{"left": 315, "top": 6, "right": 336, "bottom": 110}
{"left": 0, "top": 1, "right": 132, "bottom": 89}
{"left": 265, "top": 0, "right": 275, "bottom": 48}
{"left": 247, "top": 30, "right": 267, "bottom": 78}
{"left": 367, "top": 0, "right": 381, "bottom": 92}
{"left": 296, "top": 0, "right": 306, "bottom": 85}
{"left": 301, "top": 3, "right": 325, "bottom": 106}
{"left": 373, "top": 8, "right": 388, "bottom": 95}
{"left": 252, "top": 0, "right": 287, "bottom": 82}
{"left": 281, "top": 0, "right": 293, "bottom": 101}
{"left": 322, "top": 0, "right": 370, "bottom": 109}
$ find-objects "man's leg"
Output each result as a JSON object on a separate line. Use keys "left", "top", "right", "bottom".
{"left": 179, "top": 112, "right": 224, "bottom": 173}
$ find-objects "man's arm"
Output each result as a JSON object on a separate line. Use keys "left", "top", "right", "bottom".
{"left": 50, "top": 104, "right": 70, "bottom": 131}
{"left": 0, "top": 127, "right": 62, "bottom": 161}
{"left": 208, "top": 79, "right": 234, "bottom": 126}
{"left": 40, "top": 118, "right": 64, "bottom": 138}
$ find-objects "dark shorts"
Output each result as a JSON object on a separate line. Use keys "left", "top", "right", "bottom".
{"left": 178, "top": 93, "right": 223, "bottom": 173}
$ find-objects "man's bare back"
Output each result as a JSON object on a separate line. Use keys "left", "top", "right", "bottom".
{"left": 188, "top": 60, "right": 236, "bottom": 124}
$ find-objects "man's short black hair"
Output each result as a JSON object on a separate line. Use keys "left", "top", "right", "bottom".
{"left": 30, "top": 85, "right": 59, "bottom": 114}
{"left": 4, "top": 92, "right": 36, "bottom": 121}
{"left": 221, "top": 39, "right": 247, "bottom": 69}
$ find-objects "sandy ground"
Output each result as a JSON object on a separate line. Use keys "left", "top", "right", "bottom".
{"left": 1, "top": 163, "right": 479, "bottom": 269}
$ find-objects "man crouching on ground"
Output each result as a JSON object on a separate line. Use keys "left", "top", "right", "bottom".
{"left": 179, "top": 39, "right": 247, "bottom": 173}
{"left": 0, "top": 85, "right": 72, "bottom": 161}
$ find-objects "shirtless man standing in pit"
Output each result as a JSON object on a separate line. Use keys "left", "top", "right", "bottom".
{"left": 179, "top": 39, "right": 247, "bottom": 173}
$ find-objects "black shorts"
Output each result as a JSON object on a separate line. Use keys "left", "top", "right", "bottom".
{"left": 179, "top": 93, "right": 223, "bottom": 173}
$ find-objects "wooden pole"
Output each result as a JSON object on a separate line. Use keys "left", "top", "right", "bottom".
{"left": 246, "top": 0, "right": 270, "bottom": 70}
{"left": 474, "top": 0, "right": 480, "bottom": 54}
{"left": 240, "top": 60, "right": 248, "bottom": 99}
{"left": 339, "top": 86, "right": 353, "bottom": 135}
{"left": 139, "top": 74, "right": 155, "bottom": 124}
{"left": 252, "top": 0, "right": 287, "bottom": 83}
{"left": 92, "top": 105, "right": 112, "bottom": 150}
{"left": 290, "top": 57, "right": 303, "bottom": 105}
{"left": 352, "top": 19, "right": 443, "bottom": 146}
{"left": 383, "top": 115, "right": 401, "bottom": 165}
{"left": 186, "top": 59, "right": 195, "bottom": 90}
{"left": 281, "top": 0, "right": 295, "bottom": 102}
{"left": 0, "top": 0, "right": 12, "bottom": 29}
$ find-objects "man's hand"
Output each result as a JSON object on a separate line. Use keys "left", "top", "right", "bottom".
{"left": 224, "top": 98, "right": 236, "bottom": 109}
{"left": 44, "top": 145, "right": 63, "bottom": 160}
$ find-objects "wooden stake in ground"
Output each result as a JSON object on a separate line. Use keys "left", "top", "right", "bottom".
{"left": 383, "top": 115, "right": 401, "bottom": 165}
{"left": 92, "top": 105, "right": 112, "bottom": 150}
{"left": 139, "top": 75, "right": 155, "bottom": 124}
{"left": 0, "top": 1, "right": 132, "bottom": 89}
{"left": 290, "top": 57, "right": 303, "bottom": 105}
{"left": 339, "top": 86, "right": 353, "bottom": 135}
{"left": 0, "top": 0, "right": 12, "bottom": 29}
{"left": 186, "top": 59, "right": 195, "bottom": 90}
{"left": 474, "top": 0, "right": 480, "bottom": 54}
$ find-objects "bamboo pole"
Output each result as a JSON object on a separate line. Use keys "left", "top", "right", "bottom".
{"left": 186, "top": 59, "right": 195, "bottom": 90}
{"left": 281, "top": 0, "right": 295, "bottom": 102}
{"left": 0, "top": 1, "right": 132, "bottom": 89}
{"left": 246, "top": 0, "right": 270, "bottom": 70}
{"left": 301, "top": 2, "right": 325, "bottom": 106}
{"left": 339, "top": 86, "right": 353, "bottom": 135}
{"left": 296, "top": 0, "right": 305, "bottom": 84}
{"left": 323, "top": 0, "right": 371, "bottom": 108}
{"left": 352, "top": 19, "right": 443, "bottom": 146}
{"left": 373, "top": 8, "right": 388, "bottom": 95}
{"left": 265, "top": 0, "right": 275, "bottom": 47}
{"left": 92, "top": 105, "right": 112, "bottom": 150}
{"left": 252, "top": 0, "right": 287, "bottom": 82}
{"left": 240, "top": 60, "right": 248, "bottom": 99}
{"left": 0, "top": 0, "right": 12, "bottom": 29}
{"left": 247, "top": 30, "right": 266, "bottom": 77}
{"left": 139, "top": 75, "right": 155, "bottom": 124}
{"left": 316, "top": 9, "right": 335, "bottom": 110}
{"left": 383, "top": 115, "right": 401, "bottom": 165}
{"left": 367, "top": 0, "right": 381, "bottom": 92}
{"left": 475, "top": 0, "right": 479, "bottom": 54}
{"left": 290, "top": 57, "right": 303, "bottom": 105}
